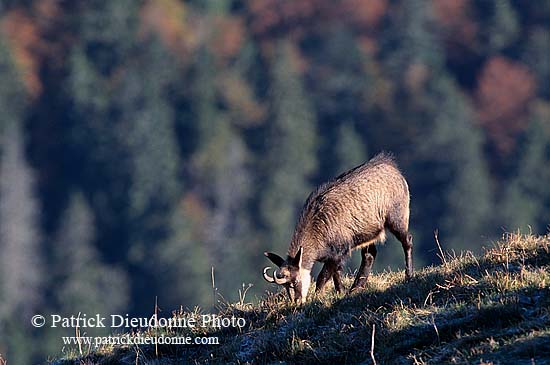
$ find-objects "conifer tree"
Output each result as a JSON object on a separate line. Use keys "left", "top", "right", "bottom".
{"left": 65, "top": 2, "right": 201, "bottom": 311}
{"left": 186, "top": 47, "right": 255, "bottom": 299}
{"left": 335, "top": 122, "right": 368, "bottom": 172}
{"left": 522, "top": 27, "right": 550, "bottom": 100}
{"left": 260, "top": 41, "right": 318, "bottom": 252}
{"left": 52, "top": 193, "right": 129, "bottom": 315}
{"left": 501, "top": 113, "right": 550, "bottom": 233}
{"left": 0, "top": 123, "right": 43, "bottom": 364}
{"left": 306, "top": 27, "right": 370, "bottom": 179}
{"left": 0, "top": 37, "right": 24, "bottom": 140}
{"left": 0, "top": 37, "right": 43, "bottom": 364}
{"left": 154, "top": 204, "right": 211, "bottom": 308}
{"left": 378, "top": 0, "right": 493, "bottom": 256}
{"left": 475, "top": 0, "right": 519, "bottom": 54}
{"left": 64, "top": 0, "right": 143, "bottom": 264}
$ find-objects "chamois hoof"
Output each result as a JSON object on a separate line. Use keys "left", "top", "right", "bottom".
{"left": 349, "top": 285, "right": 367, "bottom": 294}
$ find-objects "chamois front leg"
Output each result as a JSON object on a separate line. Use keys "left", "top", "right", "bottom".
{"left": 332, "top": 263, "right": 344, "bottom": 293}
{"left": 315, "top": 262, "right": 333, "bottom": 293}
{"left": 350, "top": 244, "right": 377, "bottom": 292}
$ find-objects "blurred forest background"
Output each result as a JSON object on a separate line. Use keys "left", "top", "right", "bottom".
{"left": 0, "top": 0, "right": 548, "bottom": 362}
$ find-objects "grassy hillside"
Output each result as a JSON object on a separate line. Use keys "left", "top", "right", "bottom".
{"left": 53, "top": 233, "right": 550, "bottom": 364}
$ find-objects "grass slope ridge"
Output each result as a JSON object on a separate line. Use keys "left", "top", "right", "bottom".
{"left": 54, "top": 233, "right": 550, "bottom": 364}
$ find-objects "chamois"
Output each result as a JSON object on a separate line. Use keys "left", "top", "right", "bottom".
{"left": 263, "top": 152, "right": 413, "bottom": 303}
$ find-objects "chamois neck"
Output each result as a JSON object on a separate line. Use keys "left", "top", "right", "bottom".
{"left": 288, "top": 233, "right": 316, "bottom": 270}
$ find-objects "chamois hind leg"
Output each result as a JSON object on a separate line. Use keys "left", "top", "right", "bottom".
{"left": 400, "top": 231, "right": 413, "bottom": 280}
{"left": 387, "top": 222, "right": 413, "bottom": 280}
{"left": 350, "top": 244, "right": 377, "bottom": 292}
{"left": 386, "top": 201, "right": 413, "bottom": 280}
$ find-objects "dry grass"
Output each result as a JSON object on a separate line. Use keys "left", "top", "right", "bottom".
{"left": 52, "top": 233, "right": 550, "bottom": 365}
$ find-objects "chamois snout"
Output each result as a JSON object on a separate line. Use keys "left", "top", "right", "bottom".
{"left": 263, "top": 247, "right": 309, "bottom": 303}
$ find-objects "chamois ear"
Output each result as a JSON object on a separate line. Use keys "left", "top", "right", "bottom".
{"left": 264, "top": 252, "right": 285, "bottom": 267}
{"left": 293, "top": 246, "right": 303, "bottom": 268}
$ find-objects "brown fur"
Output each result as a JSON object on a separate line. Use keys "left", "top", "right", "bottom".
{"left": 289, "top": 153, "right": 410, "bottom": 266}
{"left": 265, "top": 152, "right": 413, "bottom": 302}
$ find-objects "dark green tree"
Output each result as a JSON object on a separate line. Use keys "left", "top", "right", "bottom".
{"left": 259, "top": 41, "right": 318, "bottom": 253}
{"left": 0, "top": 37, "right": 42, "bottom": 365}
{"left": 64, "top": 1, "right": 207, "bottom": 312}
{"left": 52, "top": 193, "right": 129, "bottom": 315}
{"left": 37, "top": 192, "right": 129, "bottom": 356}
{"left": 0, "top": 120, "right": 44, "bottom": 363}
{"left": 305, "top": 27, "right": 370, "bottom": 179}
{"left": 113, "top": 35, "right": 218, "bottom": 312}
{"left": 522, "top": 27, "right": 550, "bottom": 100}
{"left": 0, "top": 37, "right": 25, "bottom": 140}
{"left": 501, "top": 111, "right": 550, "bottom": 233}
{"left": 154, "top": 204, "right": 212, "bottom": 308}
{"left": 64, "top": 0, "right": 143, "bottom": 263}
{"left": 474, "top": 0, "right": 519, "bottom": 54}
{"left": 335, "top": 122, "right": 368, "bottom": 172}
{"left": 377, "top": 0, "right": 493, "bottom": 258}
{"left": 0, "top": 122, "right": 43, "bottom": 365}
{"left": 381, "top": 0, "right": 441, "bottom": 78}
{"left": 185, "top": 47, "right": 256, "bottom": 301}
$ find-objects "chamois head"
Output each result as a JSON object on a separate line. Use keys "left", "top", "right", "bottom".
{"left": 263, "top": 247, "right": 307, "bottom": 303}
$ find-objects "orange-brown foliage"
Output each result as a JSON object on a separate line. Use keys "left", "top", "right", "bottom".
{"left": 140, "top": 0, "right": 195, "bottom": 62}
{"left": 218, "top": 72, "right": 266, "bottom": 126}
{"left": 210, "top": 16, "right": 245, "bottom": 61}
{"left": 180, "top": 192, "right": 210, "bottom": 242}
{"left": 0, "top": 0, "right": 64, "bottom": 98}
{"left": 432, "top": 0, "right": 477, "bottom": 53}
{"left": 405, "top": 63, "right": 430, "bottom": 93}
{"left": 1, "top": 8, "right": 44, "bottom": 97}
{"left": 247, "top": 0, "right": 388, "bottom": 57}
{"left": 476, "top": 57, "right": 537, "bottom": 154}
{"left": 247, "top": 0, "right": 329, "bottom": 38}
{"left": 342, "top": 0, "right": 388, "bottom": 30}
{"left": 356, "top": 35, "right": 378, "bottom": 55}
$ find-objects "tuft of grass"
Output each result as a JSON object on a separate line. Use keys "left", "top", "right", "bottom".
{"left": 52, "top": 233, "right": 550, "bottom": 365}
